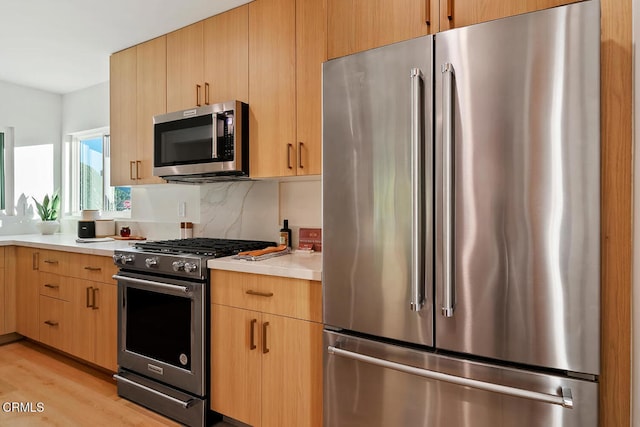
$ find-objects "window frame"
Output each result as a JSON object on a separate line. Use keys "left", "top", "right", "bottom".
{"left": 64, "top": 127, "right": 131, "bottom": 218}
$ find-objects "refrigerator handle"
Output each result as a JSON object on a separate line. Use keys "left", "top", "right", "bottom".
{"left": 441, "top": 63, "right": 455, "bottom": 318}
{"left": 410, "top": 67, "right": 424, "bottom": 312}
{"left": 327, "top": 346, "right": 574, "bottom": 409}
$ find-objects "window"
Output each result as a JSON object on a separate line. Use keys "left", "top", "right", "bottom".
{"left": 64, "top": 128, "right": 131, "bottom": 216}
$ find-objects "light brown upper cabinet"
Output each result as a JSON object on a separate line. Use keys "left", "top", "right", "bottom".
{"left": 328, "top": 0, "right": 581, "bottom": 59}
{"left": 110, "top": 36, "right": 166, "bottom": 186}
{"left": 168, "top": 5, "right": 249, "bottom": 111}
{"left": 205, "top": 4, "right": 249, "bottom": 104}
{"left": 327, "top": 0, "right": 437, "bottom": 59}
{"left": 249, "top": 0, "right": 325, "bottom": 178}
{"left": 439, "top": 0, "right": 581, "bottom": 31}
{"left": 167, "top": 22, "right": 204, "bottom": 111}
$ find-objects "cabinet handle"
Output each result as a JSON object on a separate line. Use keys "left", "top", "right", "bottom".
{"left": 447, "top": 0, "right": 453, "bottom": 20}
{"left": 92, "top": 288, "right": 99, "bottom": 310}
{"left": 136, "top": 160, "right": 142, "bottom": 180}
{"left": 33, "top": 252, "right": 39, "bottom": 270}
{"left": 425, "top": 0, "right": 431, "bottom": 25}
{"left": 262, "top": 322, "right": 269, "bottom": 354}
{"left": 287, "top": 143, "right": 294, "bottom": 169}
{"left": 250, "top": 319, "right": 257, "bottom": 350}
{"left": 44, "top": 284, "right": 59, "bottom": 289}
{"left": 84, "top": 266, "right": 102, "bottom": 271}
{"left": 246, "top": 290, "right": 274, "bottom": 298}
{"left": 196, "top": 84, "right": 202, "bottom": 107}
{"left": 86, "top": 286, "right": 93, "bottom": 308}
{"left": 44, "top": 320, "right": 58, "bottom": 327}
{"left": 130, "top": 161, "right": 136, "bottom": 180}
{"left": 44, "top": 259, "right": 59, "bottom": 264}
{"left": 298, "top": 142, "right": 304, "bottom": 169}
{"left": 205, "top": 82, "right": 210, "bottom": 105}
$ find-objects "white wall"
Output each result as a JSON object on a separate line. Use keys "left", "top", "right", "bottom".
{"left": 61, "top": 81, "right": 109, "bottom": 134}
{"left": 0, "top": 80, "right": 62, "bottom": 147}
{"left": 0, "top": 80, "right": 62, "bottom": 197}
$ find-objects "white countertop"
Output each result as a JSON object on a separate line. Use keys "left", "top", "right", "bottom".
{"left": 0, "top": 233, "right": 140, "bottom": 256}
{"left": 0, "top": 233, "right": 323, "bottom": 280}
{"left": 207, "top": 251, "right": 322, "bottom": 281}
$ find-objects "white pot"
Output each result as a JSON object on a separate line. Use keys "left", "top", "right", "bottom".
{"left": 37, "top": 220, "right": 60, "bottom": 235}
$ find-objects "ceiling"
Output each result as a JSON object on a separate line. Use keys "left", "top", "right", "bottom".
{"left": 0, "top": 0, "right": 251, "bottom": 95}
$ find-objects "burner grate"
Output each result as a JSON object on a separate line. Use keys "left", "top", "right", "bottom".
{"left": 133, "top": 238, "right": 277, "bottom": 257}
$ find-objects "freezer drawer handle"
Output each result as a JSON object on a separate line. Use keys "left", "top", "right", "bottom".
{"left": 327, "top": 346, "right": 574, "bottom": 409}
{"left": 113, "top": 374, "right": 195, "bottom": 409}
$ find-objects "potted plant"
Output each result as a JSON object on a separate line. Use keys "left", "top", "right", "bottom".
{"left": 33, "top": 190, "right": 61, "bottom": 235}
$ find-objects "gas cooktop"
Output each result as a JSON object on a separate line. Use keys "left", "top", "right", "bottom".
{"left": 133, "top": 237, "right": 277, "bottom": 257}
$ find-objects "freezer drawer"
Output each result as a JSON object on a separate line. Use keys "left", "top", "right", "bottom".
{"left": 324, "top": 331, "right": 597, "bottom": 427}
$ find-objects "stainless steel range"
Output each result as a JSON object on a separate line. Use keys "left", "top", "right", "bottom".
{"left": 112, "top": 238, "right": 275, "bottom": 427}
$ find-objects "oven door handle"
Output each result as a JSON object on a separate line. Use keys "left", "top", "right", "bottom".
{"left": 112, "top": 274, "right": 191, "bottom": 294}
{"left": 113, "top": 374, "right": 195, "bottom": 409}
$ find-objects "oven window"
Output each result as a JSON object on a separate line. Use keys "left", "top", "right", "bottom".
{"left": 125, "top": 287, "right": 192, "bottom": 370}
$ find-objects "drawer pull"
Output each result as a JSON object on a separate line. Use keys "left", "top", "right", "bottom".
{"left": 44, "top": 284, "right": 59, "bottom": 289}
{"left": 44, "top": 320, "right": 59, "bottom": 326}
{"left": 246, "top": 290, "right": 274, "bottom": 298}
{"left": 250, "top": 319, "right": 257, "bottom": 350}
{"left": 92, "top": 288, "right": 99, "bottom": 310}
{"left": 86, "top": 286, "right": 94, "bottom": 308}
{"left": 44, "top": 259, "right": 59, "bottom": 264}
{"left": 84, "top": 266, "right": 102, "bottom": 271}
{"left": 262, "top": 321, "right": 270, "bottom": 354}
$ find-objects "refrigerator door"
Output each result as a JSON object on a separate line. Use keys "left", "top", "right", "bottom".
{"left": 325, "top": 330, "right": 597, "bottom": 427}
{"left": 323, "top": 36, "right": 434, "bottom": 346}
{"left": 434, "top": 1, "right": 600, "bottom": 374}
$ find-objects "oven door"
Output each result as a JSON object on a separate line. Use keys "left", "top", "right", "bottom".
{"left": 115, "top": 271, "right": 206, "bottom": 397}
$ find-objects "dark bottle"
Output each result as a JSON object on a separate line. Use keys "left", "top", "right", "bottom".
{"left": 279, "top": 219, "right": 292, "bottom": 248}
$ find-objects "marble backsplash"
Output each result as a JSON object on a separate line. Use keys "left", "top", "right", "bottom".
{"left": 114, "top": 180, "right": 279, "bottom": 242}
{"left": 24, "top": 178, "right": 321, "bottom": 246}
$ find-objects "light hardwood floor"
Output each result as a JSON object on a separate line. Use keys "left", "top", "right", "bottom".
{"left": 0, "top": 339, "right": 180, "bottom": 426}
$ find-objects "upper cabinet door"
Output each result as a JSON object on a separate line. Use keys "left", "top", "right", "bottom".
{"left": 136, "top": 36, "right": 166, "bottom": 185}
{"left": 109, "top": 46, "right": 138, "bottom": 186}
{"left": 249, "top": 0, "right": 297, "bottom": 178}
{"left": 439, "top": 0, "right": 580, "bottom": 30}
{"left": 328, "top": 0, "right": 436, "bottom": 59}
{"left": 295, "top": 0, "right": 326, "bottom": 176}
{"left": 167, "top": 21, "right": 204, "bottom": 111}
{"left": 204, "top": 5, "right": 249, "bottom": 104}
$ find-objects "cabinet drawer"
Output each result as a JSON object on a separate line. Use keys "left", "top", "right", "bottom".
{"left": 39, "top": 295, "right": 69, "bottom": 351}
{"left": 39, "top": 249, "right": 69, "bottom": 275}
{"left": 211, "top": 270, "right": 322, "bottom": 322}
{"left": 39, "top": 272, "right": 72, "bottom": 302}
{"left": 68, "top": 254, "right": 113, "bottom": 282}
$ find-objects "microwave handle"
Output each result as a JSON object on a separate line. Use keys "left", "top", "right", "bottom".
{"left": 212, "top": 113, "right": 218, "bottom": 159}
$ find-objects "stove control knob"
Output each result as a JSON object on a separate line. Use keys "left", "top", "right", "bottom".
{"left": 184, "top": 262, "right": 198, "bottom": 273}
{"left": 172, "top": 260, "right": 185, "bottom": 272}
{"left": 113, "top": 254, "right": 135, "bottom": 264}
{"left": 145, "top": 257, "right": 159, "bottom": 268}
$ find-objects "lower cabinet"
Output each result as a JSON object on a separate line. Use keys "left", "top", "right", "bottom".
{"left": 68, "top": 278, "right": 117, "bottom": 371}
{"left": 39, "top": 294, "right": 71, "bottom": 350}
{"left": 14, "top": 247, "right": 118, "bottom": 372}
{"left": 210, "top": 270, "right": 323, "bottom": 427}
{"left": 15, "top": 247, "right": 40, "bottom": 339}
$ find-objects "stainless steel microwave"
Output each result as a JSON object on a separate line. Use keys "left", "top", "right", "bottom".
{"left": 153, "top": 100, "right": 249, "bottom": 182}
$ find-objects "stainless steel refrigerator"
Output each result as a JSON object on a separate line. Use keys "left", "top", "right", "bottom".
{"left": 322, "top": 1, "right": 600, "bottom": 426}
